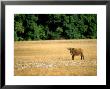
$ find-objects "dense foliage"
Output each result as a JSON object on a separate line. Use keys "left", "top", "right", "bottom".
{"left": 14, "top": 14, "right": 97, "bottom": 41}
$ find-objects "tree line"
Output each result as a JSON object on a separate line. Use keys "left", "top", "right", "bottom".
{"left": 14, "top": 14, "right": 97, "bottom": 41}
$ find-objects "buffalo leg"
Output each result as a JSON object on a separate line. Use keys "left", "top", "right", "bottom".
{"left": 82, "top": 54, "right": 84, "bottom": 60}
{"left": 81, "top": 53, "right": 84, "bottom": 60}
{"left": 81, "top": 54, "right": 84, "bottom": 60}
{"left": 72, "top": 55, "right": 74, "bottom": 60}
{"left": 81, "top": 55, "right": 82, "bottom": 60}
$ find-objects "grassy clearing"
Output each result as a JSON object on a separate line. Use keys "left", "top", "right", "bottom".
{"left": 14, "top": 39, "right": 97, "bottom": 76}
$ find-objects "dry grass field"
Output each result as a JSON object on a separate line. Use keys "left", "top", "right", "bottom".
{"left": 14, "top": 39, "right": 97, "bottom": 76}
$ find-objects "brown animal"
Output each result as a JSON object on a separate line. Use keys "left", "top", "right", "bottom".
{"left": 67, "top": 48, "right": 84, "bottom": 60}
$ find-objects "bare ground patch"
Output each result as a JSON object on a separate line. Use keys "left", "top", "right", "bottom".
{"left": 14, "top": 39, "right": 97, "bottom": 76}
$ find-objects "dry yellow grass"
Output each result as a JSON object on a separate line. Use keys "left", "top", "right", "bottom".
{"left": 14, "top": 39, "right": 97, "bottom": 76}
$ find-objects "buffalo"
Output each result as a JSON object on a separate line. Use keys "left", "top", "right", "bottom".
{"left": 67, "top": 48, "right": 84, "bottom": 60}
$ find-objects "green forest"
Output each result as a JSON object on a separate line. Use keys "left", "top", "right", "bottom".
{"left": 14, "top": 14, "right": 97, "bottom": 41}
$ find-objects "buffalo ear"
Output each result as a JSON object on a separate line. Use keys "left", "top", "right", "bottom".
{"left": 72, "top": 48, "right": 75, "bottom": 50}
{"left": 67, "top": 48, "right": 71, "bottom": 50}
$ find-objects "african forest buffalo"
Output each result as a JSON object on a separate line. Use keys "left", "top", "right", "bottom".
{"left": 67, "top": 48, "right": 84, "bottom": 60}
